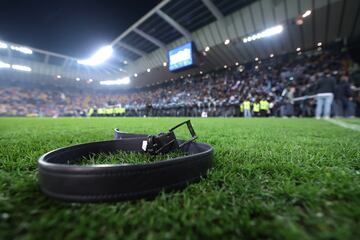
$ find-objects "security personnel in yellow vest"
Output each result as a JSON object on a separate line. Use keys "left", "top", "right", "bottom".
{"left": 108, "top": 108, "right": 114, "bottom": 116}
{"left": 239, "top": 103, "right": 244, "bottom": 117}
{"left": 252, "top": 102, "right": 260, "bottom": 117}
{"left": 97, "top": 108, "right": 104, "bottom": 116}
{"left": 260, "top": 99, "right": 269, "bottom": 117}
{"left": 243, "top": 99, "right": 251, "bottom": 118}
{"left": 87, "top": 107, "right": 94, "bottom": 117}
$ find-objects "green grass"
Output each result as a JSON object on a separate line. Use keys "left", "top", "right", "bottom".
{"left": 0, "top": 117, "right": 360, "bottom": 240}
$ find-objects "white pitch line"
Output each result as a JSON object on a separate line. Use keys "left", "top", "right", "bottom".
{"left": 325, "top": 119, "right": 360, "bottom": 132}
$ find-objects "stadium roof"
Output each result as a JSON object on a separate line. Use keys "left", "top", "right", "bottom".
{"left": 1, "top": 0, "right": 359, "bottom": 87}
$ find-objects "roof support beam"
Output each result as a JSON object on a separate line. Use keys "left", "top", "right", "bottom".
{"left": 201, "top": 0, "right": 223, "bottom": 20}
{"left": 133, "top": 28, "right": 166, "bottom": 49}
{"left": 110, "top": 0, "right": 171, "bottom": 45}
{"left": 116, "top": 42, "right": 146, "bottom": 56}
{"left": 156, "top": 10, "right": 191, "bottom": 40}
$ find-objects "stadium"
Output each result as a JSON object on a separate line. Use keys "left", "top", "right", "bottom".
{"left": 1, "top": 0, "right": 360, "bottom": 239}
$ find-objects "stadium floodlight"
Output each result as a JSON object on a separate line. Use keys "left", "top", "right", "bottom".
{"left": 224, "top": 65, "right": 228, "bottom": 69}
{"left": 224, "top": 39, "right": 230, "bottom": 45}
{"left": 270, "top": 53, "right": 274, "bottom": 58}
{"left": 57, "top": 75, "right": 61, "bottom": 79}
{"left": 204, "top": 46, "right": 210, "bottom": 52}
{"left": 134, "top": 73, "right": 138, "bottom": 77}
{"left": 317, "top": 42, "right": 322, "bottom": 47}
{"left": 0, "top": 42, "right": 8, "bottom": 49}
{"left": 255, "top": 57, "right": 259, "bottom": 61}
{"left": 163, "top": 62, "right": 167, "bottom": 67}
{"left": 100, "top": 77, "right": 130, "bottom": 85}
{"left": 147, "top": 68, "right": 151, "bottom": 72}
{"left": 12, "top": 64, "right": 31, "bottom": 72}
{"left": 0, "top": 61, "right": 11, "bottom": 68}
{"left": 200, "top": 71, "right": 203, "bottom": 74}
{"left": 76, "top": 77, "right": 80, "bottom": 81}
{"left": 302, "top": 10, "right": 311, "bottom": 18}
{"left": 296, "top": 47, "right": 301, "bottom": 52}
{"left": 235, "top": 62, "right": 239, "bottom": 66}
{"left": 123, "top": 60, "right": 128, "bottom": 64}
{"left": 77, "top": 45, "right": 113, "bottom": 66}
{"left": 10, "top": 45, "right": 33, "bottom": 54}
{"left": 243, "top": 25, "right": 283, "bottom": 43}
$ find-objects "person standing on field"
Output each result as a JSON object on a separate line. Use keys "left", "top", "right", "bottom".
{"left": 260, "top": 98, "right": 269, "bottom": 117}
{"left": 252, "top": 100, "right": 260, "bottom": 117}
{"left": 315, "top": 69, "right": 336, "bottom": 119}
{"left": 243, "top": 99, "right": 251, "bottom": 118}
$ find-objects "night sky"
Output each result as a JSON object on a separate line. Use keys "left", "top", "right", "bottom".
{"left": 0, "top": 0, "right": 160, "bottom": 58}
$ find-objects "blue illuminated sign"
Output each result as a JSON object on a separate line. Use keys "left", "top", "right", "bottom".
{"left": 168, "top": 42, "right": 193, "bottom": 71}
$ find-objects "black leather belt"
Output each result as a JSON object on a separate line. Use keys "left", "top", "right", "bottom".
{"left": 38, "top": 120, "right": 213, "bottom": 202}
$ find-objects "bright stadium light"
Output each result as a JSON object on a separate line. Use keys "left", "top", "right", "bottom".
{"left": 317, "top": 42, "right": 322, "bottom": 47}
{"left": 0, "top": 61, "right": 11, "bottom": 68}
{"left": 205, "top": 46, "right": 210, "bottom": 52}
{"left": 100, "top": 77, "right": 130, "bottom": 85}
{"left": 255, "top": 57, "right": 259, "bottom": 61}
{"left": 12, "top": 64, "right": 32, "bottom": 72}
{"left": 302, "top": 10, "right": 312, "bottom": 18}
{"left": 76, "top": 77, "right": 80, "bottom": 81}
{"left": 270, "top": 53, "right": 274, "bottom": 58}
{"left": 163, "top": 62, "right": 167, "bottom": 67}
{"left": 77, "top": 45, "right": 113, "bottom": 66}
{"left": 296, "top": 47, "right": 301, "bottom": 52}
{"left": 10, "top": 45, "right": 33, "bottom": 54}
{"left": 243, "top": 25, "right": 283, "bottom": 43}
{"left": 0, "top": 42, "right": 8, "bottom": 49}
{"left": 235, "top": 62, "right": 239, "bottom": 66}
{"left": 134, "top": 73, "right": 138, "bottom": 77}
{"left": 224, "top": 39, "right": 230, "bottom": 45}
{"left": 147, "top": 68, "right": 151, "bottom": 72}
{"left": 123, "top": 60, "right": 128, "bottom": 64}
{"left": 57, "top": 75, "right": 62, "bottom": 79}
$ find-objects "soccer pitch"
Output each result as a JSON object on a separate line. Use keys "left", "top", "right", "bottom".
{"left": 1, "top": 117, "right": 360, "bottom": 239}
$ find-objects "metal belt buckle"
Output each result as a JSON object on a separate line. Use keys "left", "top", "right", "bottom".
{"left": 146, "top": 120, "right": 197, "bottom": 155}
{"left": 169, "top": 120, "right": 198, "bottom": 148}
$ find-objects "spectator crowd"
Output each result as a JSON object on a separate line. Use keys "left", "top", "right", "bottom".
{"left": 1, "top": 47, "right": 359, "bottom": 118}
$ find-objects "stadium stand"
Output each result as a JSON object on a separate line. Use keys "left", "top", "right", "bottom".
{"left": 1, "top": 45, "right": 359, "bottom": 118}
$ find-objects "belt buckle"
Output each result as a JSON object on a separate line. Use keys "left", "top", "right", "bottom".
{"left": 169, "top": 120, "right": 198, "bottom": 148}
{"left": 146, "top": 120, "right": 197, "bottom": 155}
{"left": 146, "top": 132, "right": 178, "bottom": 155}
